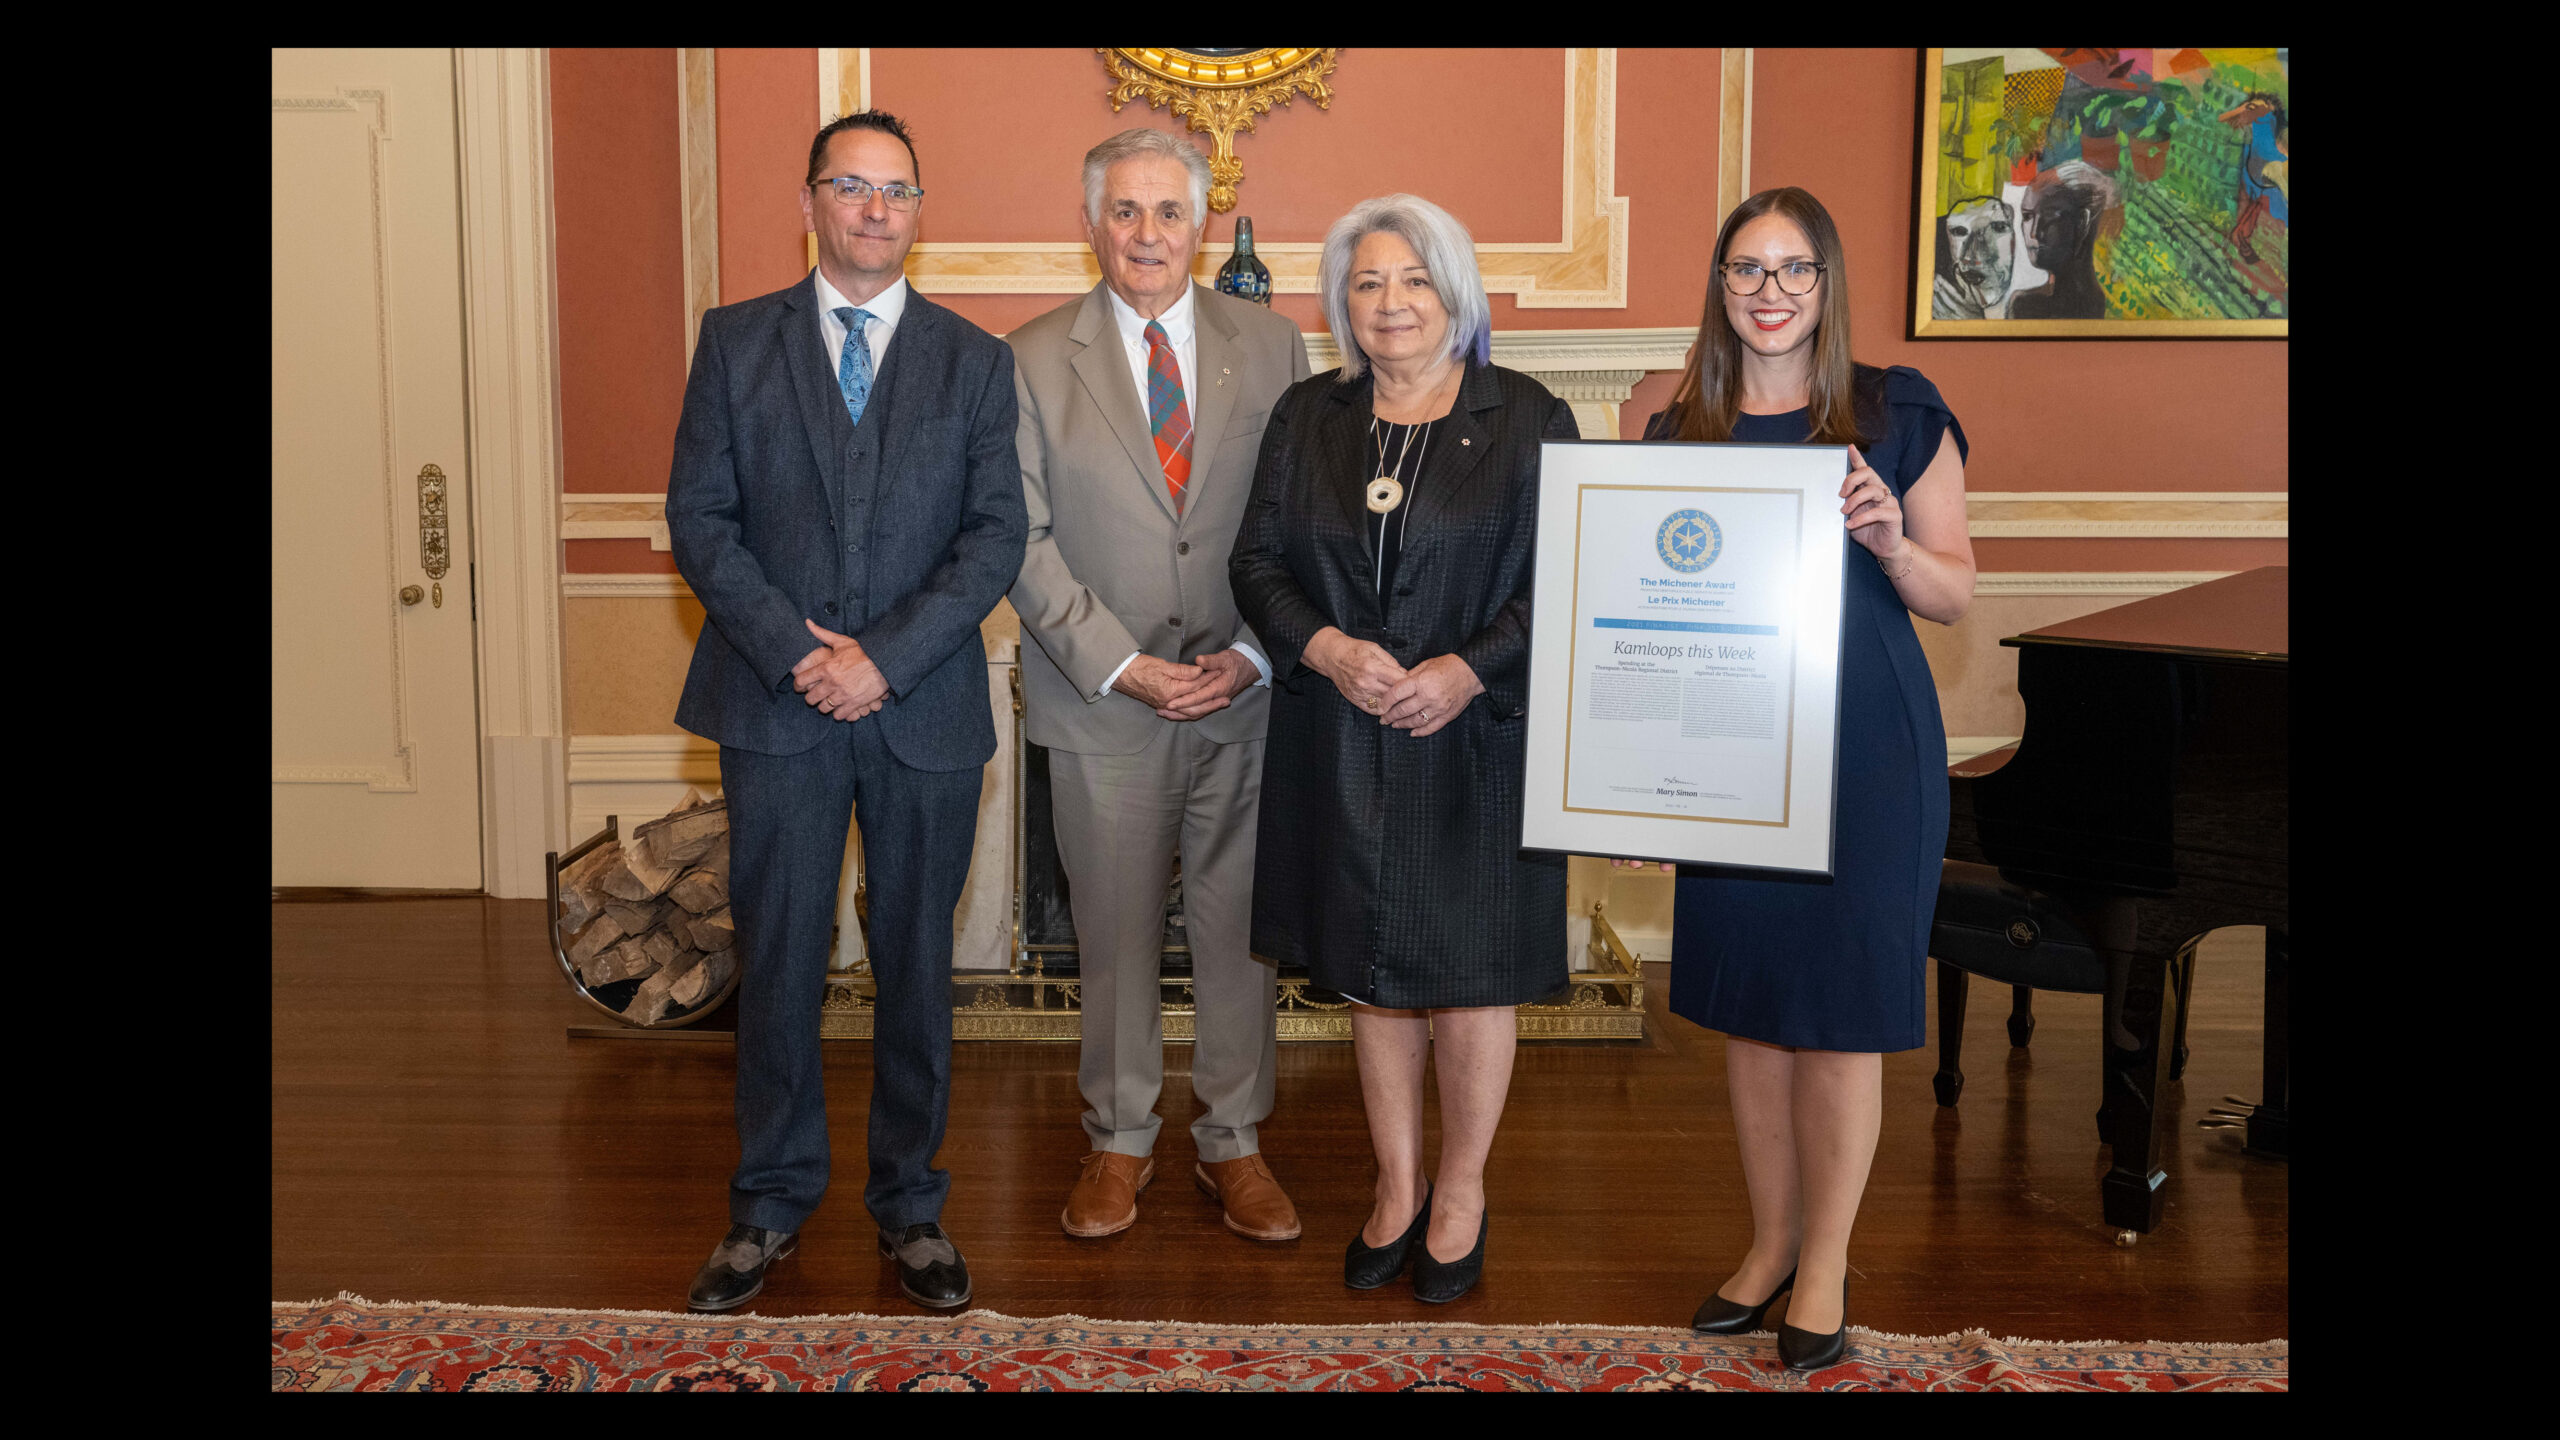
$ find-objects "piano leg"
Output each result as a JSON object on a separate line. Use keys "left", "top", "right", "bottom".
{"left": 2099, "top": 935, "right": 2184, "bottom": 1236}
{"left": 1934, "top": 960, "right": 1969, "bottom": 1106}
{"left": 2169, "top": 938, "right": 2197, "bottom": 1081}
{"left": 2247, "top": 924, "right": 2289, "bottom": 1158}
{"left": 2006, "top": 985, "right": 2035, "bottom": 1048}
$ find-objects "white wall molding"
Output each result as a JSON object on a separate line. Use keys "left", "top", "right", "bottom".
{"left": 1303, "top": 325, "right": 1697, "bottom": 377}
{"left": 564, "top": 567, "right": 2251, "bottom": 606}
{"left": 565, "top": 735, "right": 720, "bottom": 847}
{"left": 570, "top": 732, "right": 720, "bottom": 783}
{"left": 822, "top": 50, "right": 1629, "bottom": 307}
{"left": 1971, "top": 570, "right": 2232, "bottom": 598}
{"left": 564, "top": 572, "right": 692, "bottom": 600}
{"left": 677, "top": 49, "right": 719, "bottom": 366}
{"left": 1967, "top": 493, "right": 2285, "bottom": 538}
{"left": 456, "top": 47, "right": 570, "bottom": 898}
{"left": 567, "top": 494, "right": 2287, "bottom": 547}
{"left": 561, "top": 492, "right": 672, "bottom": 550}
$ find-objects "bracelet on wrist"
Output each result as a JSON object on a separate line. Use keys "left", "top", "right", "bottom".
{"left": 1876, "top": 546, "right": 1916, "bottom": 581}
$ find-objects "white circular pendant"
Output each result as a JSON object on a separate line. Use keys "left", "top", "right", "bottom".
{"left": 1366, "top": 476, "right": 1404, "bottom": 514}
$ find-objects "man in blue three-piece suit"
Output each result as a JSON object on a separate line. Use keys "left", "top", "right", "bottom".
{"left": 667, "top": 110, "right": 1026, "bottom": 1313}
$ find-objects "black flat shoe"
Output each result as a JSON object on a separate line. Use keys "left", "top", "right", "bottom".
{"left": 878, "top": 1221, "right": 972, "bottom": 1309}
{"left": 1344, "top": 1182, "right": 1432, "bottom": 1290}
{"left": 1776, "top": 1278, "right": 1849, "bottom": 1371}
{"left": 1691, "top": 1266, "right": 1797, "bottom": 1335}
{"left": 687, "top": 1222, "right": 796, "bottom": 1312}
{"left": 1412, "top": 1211, "right": 1486, "bottom": 1304}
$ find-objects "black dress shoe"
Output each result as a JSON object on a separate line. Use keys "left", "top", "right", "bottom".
{"left": 1344, "top": 1182, "right": 1432, "bottom": 1290}
{"left": 1691, "top": 1266, "right": 1797, "bottom": 1335}
{"left": 1412, "top": 1211, "right": 1487, "bottom": 1304}
{"left": 687, "top": 1222, "right": 796, "bottom": 1312}
{"left": 1776, "top": 1278, "right": 1849, "bottom": 1371}
{"left": 879, "top": 1221, "right": 972, "bottom": 1309}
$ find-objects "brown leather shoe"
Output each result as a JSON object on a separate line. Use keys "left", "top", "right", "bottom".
{"left": 1062, "top": 1150, "right": 1154, "bottom": 1238}
{"left": 1194, "top": 1153, "right": 1302, "bottom": 1240}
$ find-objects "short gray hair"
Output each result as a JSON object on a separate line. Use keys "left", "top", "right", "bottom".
{"left": 1081, "top": 128, "right": 1212, "bottom": 227}
{"left": 1319, "top": 194, "right": 1492, "bottom": 382}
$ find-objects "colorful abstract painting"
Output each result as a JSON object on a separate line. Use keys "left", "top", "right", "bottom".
{"left": 1913, "top": 48, "right": 2287, "bottom": 337}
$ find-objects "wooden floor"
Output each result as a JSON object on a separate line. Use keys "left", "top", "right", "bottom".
{"left": 272, "top": 899, "right": 2286, "bottom": 1340}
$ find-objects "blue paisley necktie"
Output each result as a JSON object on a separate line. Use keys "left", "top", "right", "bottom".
{"left": 833, "top": 306, "right": 875, "bottom": 426}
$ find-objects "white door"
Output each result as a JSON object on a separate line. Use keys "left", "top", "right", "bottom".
{"left": 272, "top": 49, "right": 482, "bottom": 887}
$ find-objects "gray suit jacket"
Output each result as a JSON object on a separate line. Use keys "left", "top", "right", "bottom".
{"left": 1005, "top": 283, "right": 1309, "bottom": 754}
{"left": 668, "top": 272, "right": 1027, "bottom": 768}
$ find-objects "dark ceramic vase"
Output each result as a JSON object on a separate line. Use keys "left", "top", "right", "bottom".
{"left": 1215, "top": 217, "right": 1272, "bottom": 305}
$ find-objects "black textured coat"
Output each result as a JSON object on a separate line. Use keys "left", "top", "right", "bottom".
{"left": 1231, "top": 359, "right": 1575, "bottom": 1007}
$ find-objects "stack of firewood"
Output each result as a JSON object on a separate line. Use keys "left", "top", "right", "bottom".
{"left": 557, "top": 790, "right": 737, "bottom": 1024}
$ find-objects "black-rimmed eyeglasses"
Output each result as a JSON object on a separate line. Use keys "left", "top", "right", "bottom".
{"left": 815, "top": 176, "right": 924, "bottom": 210}
{"left": 1721, "top": 260, "right": 1826, "bottom": 296}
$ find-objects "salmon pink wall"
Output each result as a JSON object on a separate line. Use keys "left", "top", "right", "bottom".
{"left": 880, "top": 49, "right": 1563, "bottom": 243}
{"left": 560, "top": 47, "right": 1730, "bottom": 572}
{"left": 715, "top": 48, "right": 818, "bottom": 306}
{"left": 553, "top": 48, "right": 2283, "bottom": 578}
{"left": 552, "top": 48, "right": 685, "bottom": 502}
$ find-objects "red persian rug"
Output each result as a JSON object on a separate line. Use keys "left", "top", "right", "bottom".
{"left": 272, "top": 1295, "right": 2285, "bottom": 1392}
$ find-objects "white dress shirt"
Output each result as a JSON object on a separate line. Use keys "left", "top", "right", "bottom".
{"left": 815, "top": 269, "right": 909, "bottom": 385}
{"left": 1093, "top": 283, "right": 1270, "bottom": 700}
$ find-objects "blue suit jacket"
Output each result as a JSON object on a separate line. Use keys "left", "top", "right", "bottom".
{"left": 668, "top": 272, "right": 1027, "bottom": 768}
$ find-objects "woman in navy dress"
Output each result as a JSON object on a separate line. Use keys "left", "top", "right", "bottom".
{"left": 1640, "top": 187, "right": 1975, "bottom": 1371}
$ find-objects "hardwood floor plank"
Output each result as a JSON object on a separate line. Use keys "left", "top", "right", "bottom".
{"left": 272, "top": 901, "right": 2285, "bottom": 1339}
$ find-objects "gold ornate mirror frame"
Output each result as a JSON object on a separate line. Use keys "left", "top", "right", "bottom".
{"left": 1098, "top": 47, "right": 1340, "bottom": 213}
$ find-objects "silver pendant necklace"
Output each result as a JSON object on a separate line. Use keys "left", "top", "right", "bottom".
{"left": 1366, "top": 413, "right": 1428, "bottom": 515}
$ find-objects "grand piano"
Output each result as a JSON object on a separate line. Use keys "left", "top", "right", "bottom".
{"left": 1945, "top": 566, "right": 2288, "bottom": 1235}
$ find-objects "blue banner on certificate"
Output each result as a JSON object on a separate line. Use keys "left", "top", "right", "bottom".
{"left": 1522, "top": 441, "right": 1848, "bottom": 875}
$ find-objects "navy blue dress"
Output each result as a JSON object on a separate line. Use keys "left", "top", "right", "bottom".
{"left": 1645, "top": 365, "right": 1965, "bottom": 1053}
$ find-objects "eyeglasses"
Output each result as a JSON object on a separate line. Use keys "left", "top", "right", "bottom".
{"left": 815, "top": 176, "right": 924, "bottom": 211}
{"left": 1721, "top": 260, "right": 1826, "bottom": 296}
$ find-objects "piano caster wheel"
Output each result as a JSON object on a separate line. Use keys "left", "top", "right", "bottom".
{"left": 1932, "top": 1070, "right": 1964, "bottom": 1107}
{"left": 2114, "top": 1230, "right": 2138, "bottom": 1248}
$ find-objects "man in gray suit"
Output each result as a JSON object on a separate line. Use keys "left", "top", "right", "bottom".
{"left": 1007, "top": 129, "right": 1310, "bottom": 1242}
{"left": 669, "top": 111, "right": 1025, "bottom": 1312}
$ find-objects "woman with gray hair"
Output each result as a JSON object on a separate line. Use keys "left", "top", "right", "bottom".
{"left": 1232, "top": 194, "right": 1576, "bottom": 1304}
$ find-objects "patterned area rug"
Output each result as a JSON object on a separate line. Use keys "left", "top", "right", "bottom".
{"left": 272, "top": 1295, "right": 2285, "bottom": 1392}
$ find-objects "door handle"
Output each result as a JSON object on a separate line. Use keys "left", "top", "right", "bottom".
{"left": 417, "top": 463, "right": 450, "bottom": 608}
{"left": 400, "top": 585, "right": 425, "bottom": 606}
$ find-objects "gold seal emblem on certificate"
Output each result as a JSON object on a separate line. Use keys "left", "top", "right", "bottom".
{"left": 1656, "top": 508, "right": 1723, "bottom": 573}
{"left": 1366, "top": 477, "right": 1404, "bottom": 514}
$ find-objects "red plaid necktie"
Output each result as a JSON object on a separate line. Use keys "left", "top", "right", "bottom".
{"left": 1143, "top": 320, "right": 1192, "bottom": 513}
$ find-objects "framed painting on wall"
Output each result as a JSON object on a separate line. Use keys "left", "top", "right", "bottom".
{"left": 1913, "top": 47, "right": 2286, "bottom": 338}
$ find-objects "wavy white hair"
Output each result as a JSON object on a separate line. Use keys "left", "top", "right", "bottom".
{"left": 1081, "top": 128, "right": 1212, "bottom": 227}
{"left": 1318, "top": 194, "right": 1492, "bottom": 382}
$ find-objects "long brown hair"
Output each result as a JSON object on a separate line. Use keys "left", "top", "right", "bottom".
{"left": 1668, "top": 187, "right": 1872, "bottom": 446}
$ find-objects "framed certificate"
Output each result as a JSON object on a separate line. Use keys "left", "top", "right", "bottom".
{"left": 1522, "top": 441, "right": 1848, "bottom": 874}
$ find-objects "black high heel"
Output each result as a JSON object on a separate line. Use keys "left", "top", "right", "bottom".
{"left": 1412, "top": 1211, "right": 1487, "bottom": 1304}
{"left": 1776, "top": 1277, "right": 1849, "bottom": 1371}
{"left": 1690, "top": 1266, "right": 1797, "bottom": 1335}
{"left": 1344, "top": 1182, "right": 1432, "bottom": 1290}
